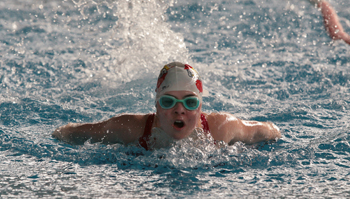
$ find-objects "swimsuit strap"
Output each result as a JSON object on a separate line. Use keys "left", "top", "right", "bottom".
{"left": 200, "top": 113, "right": 216, "bottom": 144}
{"left": 200, "top": 113, "right": 210, "bottom": 134}
{"left": 138, "top": 113, "right": 155, "bottom": 150}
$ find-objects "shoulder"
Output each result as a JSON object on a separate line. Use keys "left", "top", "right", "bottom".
{"left": 202, "top": 112, "right": 241, "bottom": 142}
{"left": 108, "top": 113, "right": 150, "bottom": 124}
{"left": 203, "top": 112, "right": 239, "bottom": 126}
{"left": 106, "top": 113, "right": 153, "bottom": 132}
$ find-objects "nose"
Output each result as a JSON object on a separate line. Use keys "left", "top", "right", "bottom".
{"left": 173, "top": 102, "right": 186, "bottom": 114}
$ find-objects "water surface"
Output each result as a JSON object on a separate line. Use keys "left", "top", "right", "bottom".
{"left": 1, "top": 0, "right": 350, "bottom": 197}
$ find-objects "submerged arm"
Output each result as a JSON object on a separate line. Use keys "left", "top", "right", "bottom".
{"left": 52, "top": 114, "right": 146, "bottom": 145}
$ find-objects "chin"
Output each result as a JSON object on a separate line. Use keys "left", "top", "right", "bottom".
{"left": 171, "top": 135, "right": 186, "bottom": 140}
{"left": 170, "top": 130, "right": 193, "bottom": 140}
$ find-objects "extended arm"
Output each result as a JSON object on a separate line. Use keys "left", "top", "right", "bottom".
{"left": 207, "top": 113, "right": 281, "bottom": 145}
{"left": 309, "top": 0, "right": 350, "bottom": 45}
{"left": 52, "top": 114, "right": 147, "bottom": 145}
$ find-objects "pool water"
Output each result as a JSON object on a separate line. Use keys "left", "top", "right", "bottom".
{"left": 1, "top": 0, "right": 350, "bottom": 197}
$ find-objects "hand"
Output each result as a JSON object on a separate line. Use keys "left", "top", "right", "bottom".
{"left": 52, "top": 123, "right": 80, "bottom": 143}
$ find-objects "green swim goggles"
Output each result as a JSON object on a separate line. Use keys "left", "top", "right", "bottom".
{"left": 158, "top": 95, "right": 200, "bottom": 110}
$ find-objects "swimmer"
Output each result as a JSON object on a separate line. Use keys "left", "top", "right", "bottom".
{"left": 52, "top": 62, "right": 281, "bottom": 150}
{"left": 309, "top": 0, "right": 350, "bottom": 45}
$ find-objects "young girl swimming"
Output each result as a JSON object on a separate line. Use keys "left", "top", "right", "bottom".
{"left": 52, "top": 62, "right": 281, "bottom": 150}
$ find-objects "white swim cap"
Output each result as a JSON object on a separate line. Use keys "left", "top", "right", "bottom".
{"left": 155, "top": 62, "right": 207, "bottom": 100}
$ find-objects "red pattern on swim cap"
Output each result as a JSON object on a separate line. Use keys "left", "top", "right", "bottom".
{"left": 184, "top": 64, "right": 193, "bottom": 70}
{"left": 196, "top": 79, "right": 203, "bottom": 93}
{"left": 156, "top": 67, "right": 168, "bottom": 90}
{"left": 185, "top": 64, "right": 202, "bottom": 93}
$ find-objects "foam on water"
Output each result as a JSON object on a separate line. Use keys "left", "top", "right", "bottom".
{"left": 1, "top": 0, "right": 350, "bottom": 198}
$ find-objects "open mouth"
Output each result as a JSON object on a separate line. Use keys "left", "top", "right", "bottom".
{"left": 173, "top": 120, "right": 185, "bottom": 129}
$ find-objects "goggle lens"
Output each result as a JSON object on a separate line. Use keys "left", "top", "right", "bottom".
{"left": 159, "top": 95, "right": 200, "bottom": 110}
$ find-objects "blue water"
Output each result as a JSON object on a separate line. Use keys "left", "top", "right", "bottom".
{"left": 1, "top": 0, "right": 350, "bottom": 197}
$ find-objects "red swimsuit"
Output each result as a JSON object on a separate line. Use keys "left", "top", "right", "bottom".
{"left": 138, "top": 113, "right": 210, "bottom": 150}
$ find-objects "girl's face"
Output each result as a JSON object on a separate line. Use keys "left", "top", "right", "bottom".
{"left": 156, "top": 90, "right": 202, "bottom": 140}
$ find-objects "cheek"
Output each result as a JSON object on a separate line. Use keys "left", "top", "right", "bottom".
{"left": 156, "top": 108, "right": 171, "bottom": 124}
{"left": 188, "top": 110, "right": 201, "bottom": 126}
{"left": 193, "top": 104, "right": 202, "bottom": 116}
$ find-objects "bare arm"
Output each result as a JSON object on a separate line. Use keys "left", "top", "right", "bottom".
{"left": 207, "top": 113, "right": 281, "bottom": 145}
{"left": 309, "top": 0, "right": 350, "bottom": 44}
{"left": 52, "top": 114, "right": 148, "bottom": 145}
